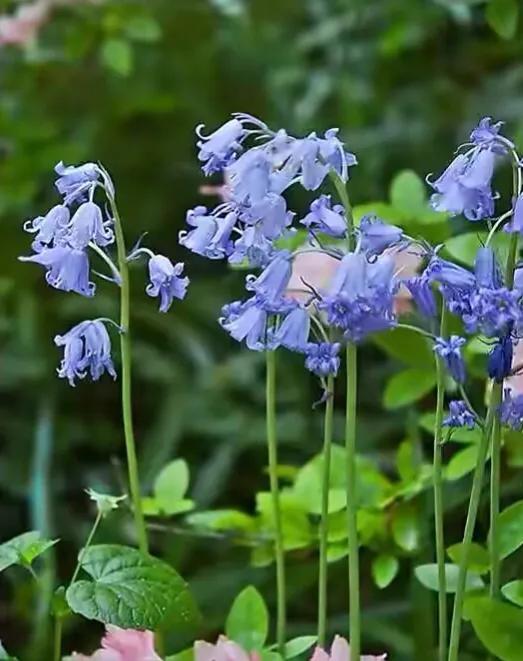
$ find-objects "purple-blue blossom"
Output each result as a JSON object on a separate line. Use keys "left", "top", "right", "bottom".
{"left": 504, "top": 194, "right": 523, "bottom": 235}
{"left": 434, "top": 336, "right": 467, "bottom": 384}
{"left": 146, "top": 255, "right": 189, "bottom": 313}
{"left": 443, "top": 400, "right": 476, "bottom": 429}
{"left": 272, "top": 306, "right": 310, "bottom": 352}
{"left": 54, "top": 319, "right": 116, "bottom": 386}
{"left": 219, "top": 297, "right": 270, "bottom": 351}
{"left": 500, "top": 389, "right": 523, "bottom": 430}
{"left": 304, "top": 342, "right": 341, "bottom": 377}
{"left": 20, "top": 246, "right": 95, "bottom": 297}
{"left": 23, "top": 204, "right": 70, "bottom": 252}
{"left": 54, "top": 161, "right": 99, "bottom": 204}
{"left": 404, "top": 275, "right": 437, "bottom": 317}
{"left": 67, "top": 202, "right": 114, "bottom": 250}
{"left": 301, "top": 195, "right": 347, "bottom": 238}
{"left": 196, "top": 118, "right": 245, "bottom": 175}
{"left": 245, "top": 250, "right": 292, "bottom": 305}
{"left": 488, "top": 335, "right": 513, "bottom": 383}
{"left": 358, "top": 215, "right": 403, "bottom": 258}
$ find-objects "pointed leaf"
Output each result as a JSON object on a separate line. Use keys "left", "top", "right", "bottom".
{"left": 493, "top": 500, "right": 523, "bottom": 559}
{"left": 283, "top": 636, "right": 317, "bottom": 659}
{"left": 415, "top": 563, "right": 484, "bottom": 593}
{"left": 0, "top": 531, "right": 57, "bottom": 573}
{"left": 486, "top": 0, "right": 519, "bottom": 40}
{"left": 383, "top": 369, "right": 436, "bottom": 410}
{"left": 372, "top": 554, "right": 399, "bottom": 589}
{"left": 502, "top": 580, "right": 523, "bottom": 607}
{"left": 467, "top": 595, "right": 523, "bottom": 661}
{"left": 225, "top": 586, "right": 268, "bottom": 651}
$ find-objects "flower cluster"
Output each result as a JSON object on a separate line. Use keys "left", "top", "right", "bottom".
{"left": 180, "top": 113, "right": 407, "bottom": 379}
{"left": 20, "top": 162, "right": 188, "bottom": 385}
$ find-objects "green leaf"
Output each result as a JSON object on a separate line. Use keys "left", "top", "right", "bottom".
{"left": 373, "top": 327, "right": 433, "bottom": 369}
{"left": 225, "top": 586, "right": 268, "bottom": 651}
{"left": 443, "top": 233, "right": 486, "bottom": 266}
{"left": 447, "top": 542, "right": 490, "bottom": 574}
{"left": 415, "top": 563, "right": 484, "bottom": 592}
{"left": 124, "top": 15, "right": 162, "bottom": 42}
{"left": 66, "top": 544, "right": 198, "bottom": 630}
{"left": 0, "top": 641, "right": 17, "bottom": 660}
{"left": 383, "top": 368, "right": 436, "bottom": 410}
{"left": 283, "top": 636, "right": 317, "bottom": 659}
{"left": 390, "top": 170, "right": 426, "bottom": 217}
{"left": 445, "top": 445, "right": 479, "bottom": 481}
{"left": 187, "top": 509, "right": 256, "bottom": 533}
{"left": 372, "top": 554, "right": 399, "bottom": 589}
{"left": 486, "top": 0, "right": 519, "bottom": 39}
{"left": 492, "top": 500, "right": 523, "bottom": 559}
{"left": 165, "top": 648, "right": 193, "bottom": 661}
{"left": 502, "top": 580, "right": 523, "bottom": 607}
{"left": 392, "top": 503, "right": 419, "bottom": 552}
{"left": 154, "top": 459, "right": 193, "bottom": 515}
{"left": 467, "top": 595, "right": 523, "bottom": 661}
{"left": 0, "top": 531, "right": 57, "bottom": 573}
{"left": 101, "top": 39, "right": 133, "bottom": 76}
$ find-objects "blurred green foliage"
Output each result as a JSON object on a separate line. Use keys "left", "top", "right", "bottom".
{"left": 2, "top": 0, "right": 523, "bottom": 659}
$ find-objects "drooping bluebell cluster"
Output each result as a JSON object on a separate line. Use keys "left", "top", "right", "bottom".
{"left": 443, "top": 400, "right": 476, "bottom": 429}
{"left": 180, "top": 113, "right": 408, "bottom": 379}
{"left": 500, "top": 389, "right": 523, "bottom": 430}
{"left": 433, "top": 336, "right": 466, "bottom": 384}
{"left": 20, "top": 162, "right": 189, "bottom": 385}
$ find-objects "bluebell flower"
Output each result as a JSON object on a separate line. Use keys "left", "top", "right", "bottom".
{"left": 229, "top": 225, "right": 274, "bottom": 267}
{"left": 404, "top": 275, "right": 437, "bottom": 317}
{"left": 245, "top": 250, "right": 292, "bottom": 305}
{"left": 319, "top": 252, "right": 397, "bottom": 342}
{"left": 179, "top": 206, "right": 219, "bottom": 257}
{"left": 242, "top": 193, "right": 295, "bottom": 240}
{"left": 434, "top": 335, "right": 467, "bottom": 383}
{"left": 20, "top": 246, "right": 95, "bottom": 297}
{"left": 146, "top": 255, "right": 189, "bottom": 313}
{"left": 443, "top": 400, "right": 476, "bottom": 429}
{"left": 474, "top": 247, "right": 502, "bottom": 289}
{"left": 500, "top": 389, "right": 523, "bottom": 430}
{"left": 488, "top": 335, "right": 513, "bottom": 383}
{"left": 54, "top": 319, "right": 116, "bottom": 386}
{"left": 358, "top": 215, "right": 404, "bottom": 258}
{"left": 470, "top": 117, "right": 513, "bottom": 151}
{"left": 196, "top": 118, "right": 245, "bottom": 175}
{"left": 219, "top": 297, "right": 270, "bottom": 351}
{"left": 304, "top": 342, "right": 341, "bottom": 377}
{"left": 301, "top": 195, "right": 347, "bottom": 238}
{"left": 272, "top": 306, "right": 310, "bottom": 352}
{"left": 23, "top": 204, "right": 70, "bottom": 252}
{"left": 228, "top": 150, "right": 273, "bottom": 203}
{"left": 54, "top": 161, "right": 99, "bottom": 204}
{"left": 68, "top": 202, "right": 114, "bottom": 250}
{"left": 463, "top": 287, "right": 519, "bottom": 337}
{"left": 504, "top": 195, "right": 523, "bottom": 235}
{"left": 425, "top": 255, "right": 476, "bottom": 290}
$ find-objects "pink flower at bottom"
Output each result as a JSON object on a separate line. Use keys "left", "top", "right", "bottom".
{"left": 194, "top": 636, "right": 257, "bottom": 661}
{"left": 70, "top": 625, "right": 161, "bottom": 661}
{"left": 310, "top": 635, "right": 387, "bottom": 661}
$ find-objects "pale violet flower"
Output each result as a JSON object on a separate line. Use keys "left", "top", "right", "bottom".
{"left": 67, "top": 202, "right": 114, "bottom": 250}
{"left": 23, "top": 204, "right": 70, "bottom": 252}
{"left": 146, "top": 254, "right": 189, "bottom": 312}
{"left": 20, "top": 246, "right": 95, "bottom": 297}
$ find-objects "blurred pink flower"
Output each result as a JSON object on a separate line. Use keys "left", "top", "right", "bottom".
{"left": 70, "top": 625, "right": 161, "bottom": 661}
{"left": 0, "top": 1, "right": 49, "bottom": 46}
{"left": 195, "top": 636, "right": 259, "bottom": 661}
{"left": 310, "top": 635, "right": 386, "bottom": 661}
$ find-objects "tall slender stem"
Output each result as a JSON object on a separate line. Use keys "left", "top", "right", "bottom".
{"left": 53, "top": 617, "right": 62, "bottom": 661}
{"left": 447, "top": 403, "right": 495, "bottom": 661}
{"left": 69, "top": 511, "right": 103, "bottom": 587}
{"left": 433, "top": 306, "right": 448, "bottom": 661}
{"left": 489, "top": 383, "right": 502, "bottom": 598}
{"left": 110, "top": 196, "right": 149, "bottom": 554}
{"left": 266, "top": 350, "right": 286, "bottom": 653}
{"left": 346, "top": 343, "right": 360, "bottom": 661}
{"left": 318, "top": 375, "right": 335, "bottom": 646}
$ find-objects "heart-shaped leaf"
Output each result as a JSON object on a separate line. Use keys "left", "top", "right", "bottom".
{"left": 0, "top": 532, "right": 57, "bottom": 573}
{"left": 66, "top": 544, "right": 198, "bottom": 630}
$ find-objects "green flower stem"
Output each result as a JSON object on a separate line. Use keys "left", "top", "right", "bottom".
{"left": 53, "top": 617, "right": 62, "bottom": 661}
{"left": 346, "top": 342, "right": 360, "bottom": 661}
{"left": 318, "top": 375, "right": 335, "bottom": 647}
{"left": 447, "top": 400, "right": 496, "bottom": 661}
{"left": 489, "top": 383, "right": 502, "bottom": 598}
{"left": 266, "top": 350, "right": 286, "bottom": 653}
{"left": 433, "top": 305, "right": 448, "bottom": 661}
{"left": 110, "top": 195, "right": 149, "bottom": 554}
{"left": 69, "top": 510, "right": 103, "bottom": 587}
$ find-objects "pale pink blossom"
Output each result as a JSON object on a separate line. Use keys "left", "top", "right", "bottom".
{"left": 70, "top": 625, "right": 161, "bottom": 661}
{"left": 0, "top": 1, "right": 49, "bottom": 46}
{"left": 310, "top": 635, "right": 386, "bottom": 661}
{"left": 195, "top": 636, "right": 259, "bottom": 661}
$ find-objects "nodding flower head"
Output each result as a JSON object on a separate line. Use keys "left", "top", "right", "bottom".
{"left": 304, "top": 342, "right": 341, "bottom": 377}
{"left": 504, "top": 194, "right": 523, "bottom": 236}
{"left": 179, "top": 206, "right": 219, "bottom": 257}
{"left": 68, "top": 202, "right": 114, "bottom": 250}
{"left": 488, "top": 335, "right": 514, "bottom": 383}
{"left": 443, "top": 400, "right": 476, "bottom": 429}
{"left": 54, "top": 161, "right": 100, "bottom": 204}
{"left": 474, "top": 247, "right": 502, "bottom": 290}
{"left": 301, "top": 195, "right": 347, "bottom": 238}
{"left": 404, "top": 275, "right": 437, "bottom": 318}
{"left": 245, "top": 250, "right": 292, "bottom": 305}
{"left": 23, "top": 204, "right": 70, "bottom": 252}
{"left": 196, "top": 118, "right": 245, "bottom": 175}
{"left": 433, "top": 335, "right": 467, "bottom": 384}
{"left": 19, "top": 246, "right": 95, "bottom": 297}
{"left": 272, "top": 305, "right": 310, "bottom": 352}
{"left": 500, "top": 389, "right": 523, "bottom": 431}
{"left": 358, "top": 215, "right": 404, "bottom": 258}
{"left": 146, "top": 254, "right": 189, "bottom": 313}
{"left": 54, "top": 319, "right": 116, "bottom": 386}
{"left": 219, "top": 297, "right": 270, "bottom": 352}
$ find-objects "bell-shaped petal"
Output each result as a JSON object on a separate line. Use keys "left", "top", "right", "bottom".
{"left": 20, "top": 246, "right": 95, "bottom": 297}
{"left": 146, "top": 254, "right": 189, "bottom": 312}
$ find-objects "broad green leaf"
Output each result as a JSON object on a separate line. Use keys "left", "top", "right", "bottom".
{"left": 492, "top": 500, "right": 523, "bottom": 559}
{"left": 486, "top": 0, "right": 519, "bottom": 39}
{"left": 66, "top": 544, "right": 198, "bottom": 630}
{"left": 283, "top": 636, "right": 317, "bottom": 659}
{"left": 466, "top": 595, "right": 523, "bottom": 661}
{"left": 445, "top": 445, "right": 479, "bottom": 481}
{"left": 256, "top": 492, "right": 312, "bottom": 550}
{"left": 443, "top": 233, "right": 486, "bottom": 266}
{"left": 225, "top": 586, "right": 268, "bottom": 651}
{"left": 396, "top": 439, "right": 417, "bottom": 482}
{"left": 154, "top": 459, "right": 193, "bottom": 515}
{"left": 0, "top": 531, "right": 57, "bottom": 573}
{"left": 390, "top": 170, "right": 426, "bottom": 217}
{"left": 372, "top": 554, "right": 399, "bottom": 589}
{"left": 352, "top": 202, "right": 405, "bottom": 226}
{"left": 383, "top": 368, "right": 436, "bottom": 410}
{"left": 187, "top": 509, "right": 256, "bottom": 533}
{"left": 373, "top": 327, "right": 433, "bottom": 369}
{"left": 101, "top": 39, "right": 133, "bottom": 76}
{"left": 447, "top": 542, "right": 490, "bottom": 574}
{"left": 124, "top": 15, "right": 162, "bottom": 42}
{"left": 165, "top": 648, "right": 193, "bottom": 661}
{"left": 415, "top": 563, "right": 484, "bottom": 592}
{"left": 502, "top": 580, "right": 523, "bottom": 607}
{"left": 392, "top": 503, "right": 419, "bottom": 552}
